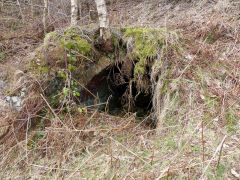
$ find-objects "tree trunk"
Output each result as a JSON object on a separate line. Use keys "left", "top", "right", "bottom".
{"left": 95, "top": 0, "right": 111, "bottom": 41}
{"left": 94, "top": 0, "right": 112, "bottom": 52}
{"left": 71, "top": 0, "right": 79, "bottom": 26}
{"left": 43, "top": 0, "right": 48, "bottom": 35}
{"left": 77, "top": 0, "right": 81, "bottom": 19}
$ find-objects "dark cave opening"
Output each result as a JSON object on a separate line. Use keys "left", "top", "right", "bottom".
{"left": 78, "top": 62, "right": 153, "bottom": 120}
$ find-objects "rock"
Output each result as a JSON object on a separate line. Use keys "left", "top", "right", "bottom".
{"left": 6, "top": 86, "right": 26, "bottom": 111}
{"left": 8, "top": 96, "right": 22, "bottom": 111}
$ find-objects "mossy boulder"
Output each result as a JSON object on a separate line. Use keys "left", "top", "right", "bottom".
{"left": 28, "top": 27, "right": 114, "bottom": 85}
{"left": 122, "top": 27, "right": 180, "bottom": 92}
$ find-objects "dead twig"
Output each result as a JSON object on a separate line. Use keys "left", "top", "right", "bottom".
{"left": 200, "top": 135, "right": 227, "bottom": 180}
{"left": 201, "top": 119, "right": 205, "bottom": 170}
{"left": 40, "top": 94, "right": 68, "bottom": 129}
{"left": 110, "top": 137, "right": 150, "bottom": 165}
{"left": 217, "top": 135, "right": 226, "bottom": 167}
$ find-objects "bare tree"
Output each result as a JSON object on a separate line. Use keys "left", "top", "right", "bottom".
{"left": 71, "top": 0, "right": 79, "bottom": 26}
{"left": 95, "top": 0, "right": 111, "bottom": 41}
{"left": 77, "top": 0, "right": 81, "bottom": 19}
{"left": 94, "top": 0, "right": 112, "bottom": 52}
{"left": 43, "top": 0, "right": 48, "bottom": 35}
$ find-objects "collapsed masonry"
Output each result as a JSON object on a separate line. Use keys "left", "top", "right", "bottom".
{"left": 11, "top": 26, "right": 183, "bottom": 127}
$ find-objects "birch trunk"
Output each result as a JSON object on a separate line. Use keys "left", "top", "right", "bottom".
{"left": 95, "top": 0, "right": 111, "bottom": 41}
{"left": 43, "top": 0, "right": 48, "bottom": 35}
{"left": 71, "top": 0, "right": 78, "bottom": 26}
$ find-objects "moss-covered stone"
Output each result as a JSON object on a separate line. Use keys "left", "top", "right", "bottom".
{"left": 28, "top": 26, "right": 116, "bottom": 107}
{"left": 124, "top": 27, "right": 162, "bottom": 59}
{"left": 29, "top": 27, "right": 95, "bottom": 72}
{"left": 59, "top": 28, "right": 91, "bottom": 55}
{"left": 122, "top": 27, "right": 181, "bottom": 93}
{"left": 27, "top": 25, "right": 182, "bottom": 115}
{"left": 123, "top": 27, "right": 170, "bottom": 78}
{"left": 43, "top": 31, "right": 59, "bottom": 44}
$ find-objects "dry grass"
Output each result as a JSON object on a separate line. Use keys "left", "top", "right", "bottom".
{"left": 0, "top": 0, "right": 240, "bottom": 179}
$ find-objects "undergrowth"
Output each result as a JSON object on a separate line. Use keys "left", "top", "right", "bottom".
{"left": 0, "top": 1, "right": 240, "bottom": 179}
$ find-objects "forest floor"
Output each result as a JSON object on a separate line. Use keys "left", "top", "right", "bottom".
{"left": 0, "top": 0, "right": 240, "bottom": 179}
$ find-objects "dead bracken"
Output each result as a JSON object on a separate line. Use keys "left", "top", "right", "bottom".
{"left": 0, "top": 0, "right": 240, "bottom": 179}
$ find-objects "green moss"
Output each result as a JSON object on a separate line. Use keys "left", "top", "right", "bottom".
{"left": 59, "top": 28, "right": 91, "bottom": 56}
{"left": 0, "top": 52, "right": 5, "bottom": 59}
{"left": 64, "top": 27, "right": 82, "bottom": 37}
{"left": 44, "top": 31, "right": 59, "bottom": 44}
{"left": 134, "top": 58, "right": 145, "bottom": 74}
{"left": 29, "top": 27, "right": 95, "bottom": 81}
{"left": 161, "top": 80, "right": 170, "bottom": 96}
{"left": 112, "top": 34, "right": 119, "bottom": 47}
{"left": 74, "top": 37, "right": 91, "bottom": 54}
{"left": 37, "top": 66, "right": 49, "bottom": 73}
{"left": 123, "top": 27, "right": 170, "bottom": 77}
{"left": 216, "top": 164, "right": 225, "bottom": 179}
{"left": 123, "top": 27, "right": 182, "bottom": 95}
{"left": 124, "top": 27, "right": 162, "bottom": 59}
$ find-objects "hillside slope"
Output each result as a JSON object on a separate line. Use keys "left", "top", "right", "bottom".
{"left": 0, "top": 0, "right": 240, "bottom": 179}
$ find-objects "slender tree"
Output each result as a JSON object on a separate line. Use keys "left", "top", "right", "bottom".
{"left": 77, "top": 0, "right": 81, "bottom": 19}
{"left": 94, "top": 0, "right": 112, "bottom": 51}
{"left": 71, "top": 0, "right": 79, "bottom": 26}
{"left": 43, "top": 0, "right": 48, "bottom": 35}
{"left": 95, "top": 0, "right": 111, "bottom": 40}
